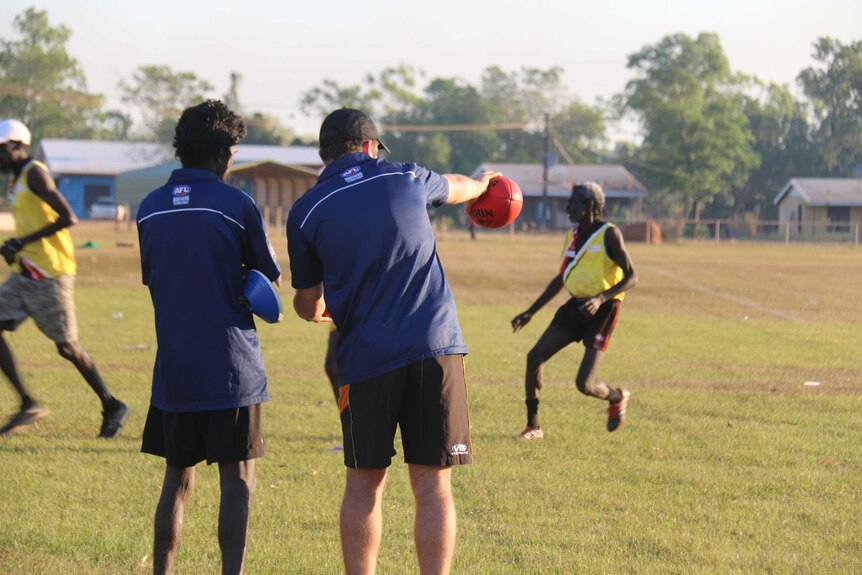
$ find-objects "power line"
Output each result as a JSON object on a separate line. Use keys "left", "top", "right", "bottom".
{"left": 0, "top": 81, "right": 101, "bottom": 106}
{"left": 381, "top": 122, "right": 530, "bottom": 133}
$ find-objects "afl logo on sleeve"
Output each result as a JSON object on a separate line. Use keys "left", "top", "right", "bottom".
{"left": 172, "top": 185, "right": 191, "bottom": 206}
{"left": 340, "top": 166, "right": 364, "bottom": 183}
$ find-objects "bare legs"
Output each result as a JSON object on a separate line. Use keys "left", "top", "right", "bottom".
{"left": 526, "top": 325, "right": 613, "bottom": 401}
{"left": 56, "top": 341, "right": 117, "bottom": 407}
{"left": 341, "top": 465, "right": 455, "bottom": 575}
{"left": 410, "top": 465, "right": 455, "bottom": 575}
{"left": 0, "top": 328, "right": 117, "bottom": 409}
{"left": 218, "top": 461, "right": 256, "bottom": 575}
{"left": 0, "top": 331, "right": 33, "bottom": 405}
{"left": 341, "top": 468, "right": 387, "bottom": 575}
{"left": 324, "top": 329, "right": 340, "bottom": 403}
{"left": 153, "top": 461, "right": 255, "bottom": 575}
{"left": 153, "top": 466, "right": 195, "bottom": 575}
{"left": 524, "top": 324, "right": 622, "bottom": 431}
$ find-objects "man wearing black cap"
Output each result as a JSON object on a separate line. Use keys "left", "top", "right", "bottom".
{"left": 287, "top": 108, "right": 500, "bottom": 574}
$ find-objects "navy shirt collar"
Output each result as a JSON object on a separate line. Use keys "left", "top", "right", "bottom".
{"left": 318, "top": 153, "right": 374, "bottom": 182}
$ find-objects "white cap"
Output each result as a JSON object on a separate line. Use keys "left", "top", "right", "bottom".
{"left": 0, "top": 119, "right": 32, "bottom": 146}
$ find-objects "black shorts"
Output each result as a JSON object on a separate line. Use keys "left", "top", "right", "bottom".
{"left": 141, "top": 404, "right": 266, "bottom": 468}
{"left": 338, "top": 354, "right": 472, "bottom": 469}
{"left": 551, "top": 298, "right": 621, "bottom": 351}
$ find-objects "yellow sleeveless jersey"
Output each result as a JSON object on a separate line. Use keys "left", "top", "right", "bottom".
{"left": 10, "top": 160, "right": 76, "bottom": 277}
{"left": 559, "top": 223, "right": 624, "bottom": 300}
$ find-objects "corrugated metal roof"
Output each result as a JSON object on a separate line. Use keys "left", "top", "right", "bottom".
{"left": 34, "top": 139, "right": 323, "bottom": 176}
{"left": 774, "top": 178, "right": 862, "bottom": 206}
{"left": 472, "top": 163, "right": 648, "bottom": 198}
{"left": 35, "top": 140, "right": 172, "bottom": 175}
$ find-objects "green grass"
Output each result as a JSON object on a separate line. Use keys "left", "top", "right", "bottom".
{"left": 0, "top": 223, "right": 860, "bottom": 574}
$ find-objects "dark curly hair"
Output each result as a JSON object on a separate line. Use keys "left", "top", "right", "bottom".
{"left": 173, "top": 100, "right": 247, "bottom": 167}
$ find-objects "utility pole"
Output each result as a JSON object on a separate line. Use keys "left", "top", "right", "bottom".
{"left": 542, "top": 112, "right": 550, "bottom": 229}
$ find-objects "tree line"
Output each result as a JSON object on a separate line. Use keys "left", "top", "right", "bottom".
{"left": 1, "top": 8, "right": 860, "bottom": 219}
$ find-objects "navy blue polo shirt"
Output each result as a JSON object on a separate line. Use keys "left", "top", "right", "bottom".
{"left": 287, "top": 153, "right": 467, "bottom": 385}
{"left": 138, "top": 168, "right": 281, "bottom": 412}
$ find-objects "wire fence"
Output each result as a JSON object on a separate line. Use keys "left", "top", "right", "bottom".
{"left": 432, "top": 217, "right": 862, "bottom": 247}
{"left": 620, "top": 219, "right": 862, "bottom": 246}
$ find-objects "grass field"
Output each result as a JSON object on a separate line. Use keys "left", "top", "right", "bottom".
{"left": 0, "top": 222, "right": 860, "bottom": 574}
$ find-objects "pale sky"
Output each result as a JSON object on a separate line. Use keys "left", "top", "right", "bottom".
{"left": 2, "top": 0, "right": 860, "bottom": 138}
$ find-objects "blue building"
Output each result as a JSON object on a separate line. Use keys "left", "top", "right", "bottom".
{"left": 33, "top": 140, "right": 175, "bottom": 219}
{"left": 32, "top": 139, "right": 322, "bottom": 219}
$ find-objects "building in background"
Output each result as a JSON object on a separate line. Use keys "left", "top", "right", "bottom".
{"left": 32, "top": 139, "right": 322, "bottom": 220}
{"left": 116, "top": 158, "right": 320, "bottom": 227}
{"left": 33, "top": 140, "right": 170, "bottom": 219}
{"left": 472, "top": 163, "right": 648, "bottom": 229}
{"left": 774, "top": 178, "right": 862, "bottom": 239}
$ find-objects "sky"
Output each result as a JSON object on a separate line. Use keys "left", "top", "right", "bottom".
{"left": 2, "top": 0, "right": 861, "bottom": 138}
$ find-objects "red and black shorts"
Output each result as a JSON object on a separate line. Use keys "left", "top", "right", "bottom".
{"left": 141, "top": 403, "right": 266, "bottom": 468}
{"left": 338, "top": 354, "right": 472, "bottom": 469}
{"left": 551, "top": 297, "right": 621, "bottom": 351}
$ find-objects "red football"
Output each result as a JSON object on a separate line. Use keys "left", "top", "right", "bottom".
{"left": 467, "top": 176, "right": 523, "bottom": 228}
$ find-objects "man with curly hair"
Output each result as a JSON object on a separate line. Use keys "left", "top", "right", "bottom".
{"left": 137, "top": 100, "right": 281, "bottom": 575}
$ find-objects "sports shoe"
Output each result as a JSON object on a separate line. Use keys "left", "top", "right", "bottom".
{"left": 0, "top": 403, "right": 50, "bottom": 436}
{"left": 517, "top": 426, "right": 544, "bottom": 440}
{"left": 98, "top": 401, "right": 129, "bottom": 439}
{"left": 607, "top": 389, "right": 630, "bottom": 432}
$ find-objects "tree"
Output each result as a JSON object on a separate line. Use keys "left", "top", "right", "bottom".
{"left": 119, "top": 65, "right": 213, "bottom": 141}
{"left": 480, "top": 66, "right": 565, "bottom": 162}
{"left": 223, "top": 72, "right": 294, "bottom": 145}
{"left": 299, "top": 64, "right": 608, "bottom": 175}
{"left": 386, "top": 77, "right": 498, "bottom": 174}
{"left": 620, "top": 33, "right": 759, "bottom": 218}
{"left": 299, "top": 64, "right": 423, "bottom": 123}
{"left": 478, "top": 66, "right": 608, "bottom": 166}
{"left": 798, "top": 37, "right": 862, "bottom": 176}
{"left": 730, "top": 81, "right": 817, "bottom": 218}
{"left": 0, "top": 8, "right": 105, "bottom": 139}
{"left": 549, "top": 100, "right": 608, "bottom": 164}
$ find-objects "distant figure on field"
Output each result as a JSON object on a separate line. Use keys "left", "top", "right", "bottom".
{"left": 511, "top": 182, "right": 637, "bottom": 439}
{"left": 324, "top": 326, "right": 344, "bottom": 453}
{"left": 0, "top": 118, "right": 129, "bottom": 438}
{"left": 324, "top": 327, "right": 340, "bottom": 403}
{"left": 137, "top": 100, "right": 281, "bottom": 575}
{"left": 287, "top": 107, "right": 500, "bottom": 574}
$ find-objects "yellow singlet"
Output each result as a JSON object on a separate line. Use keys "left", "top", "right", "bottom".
{"left": 10, "top": 160, "right": 76, "bottom": 277}
{"left": 560, "top": 223, "right": 624, "bottom": 300}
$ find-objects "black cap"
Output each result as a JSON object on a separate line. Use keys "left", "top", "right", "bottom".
{"left": 319, "top": 108, "right": 390, "bottom": 153}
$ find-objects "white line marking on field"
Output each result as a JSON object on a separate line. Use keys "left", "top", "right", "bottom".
{"left": 646, "top": 266, "right": 806, "bottom": 322}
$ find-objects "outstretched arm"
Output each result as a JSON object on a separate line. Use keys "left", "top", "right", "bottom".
{"left": 511, "top": 275, "right": 564, "bottom": 333}
{"left": 443, "top": 171, "right": 502, "bottom": 205}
